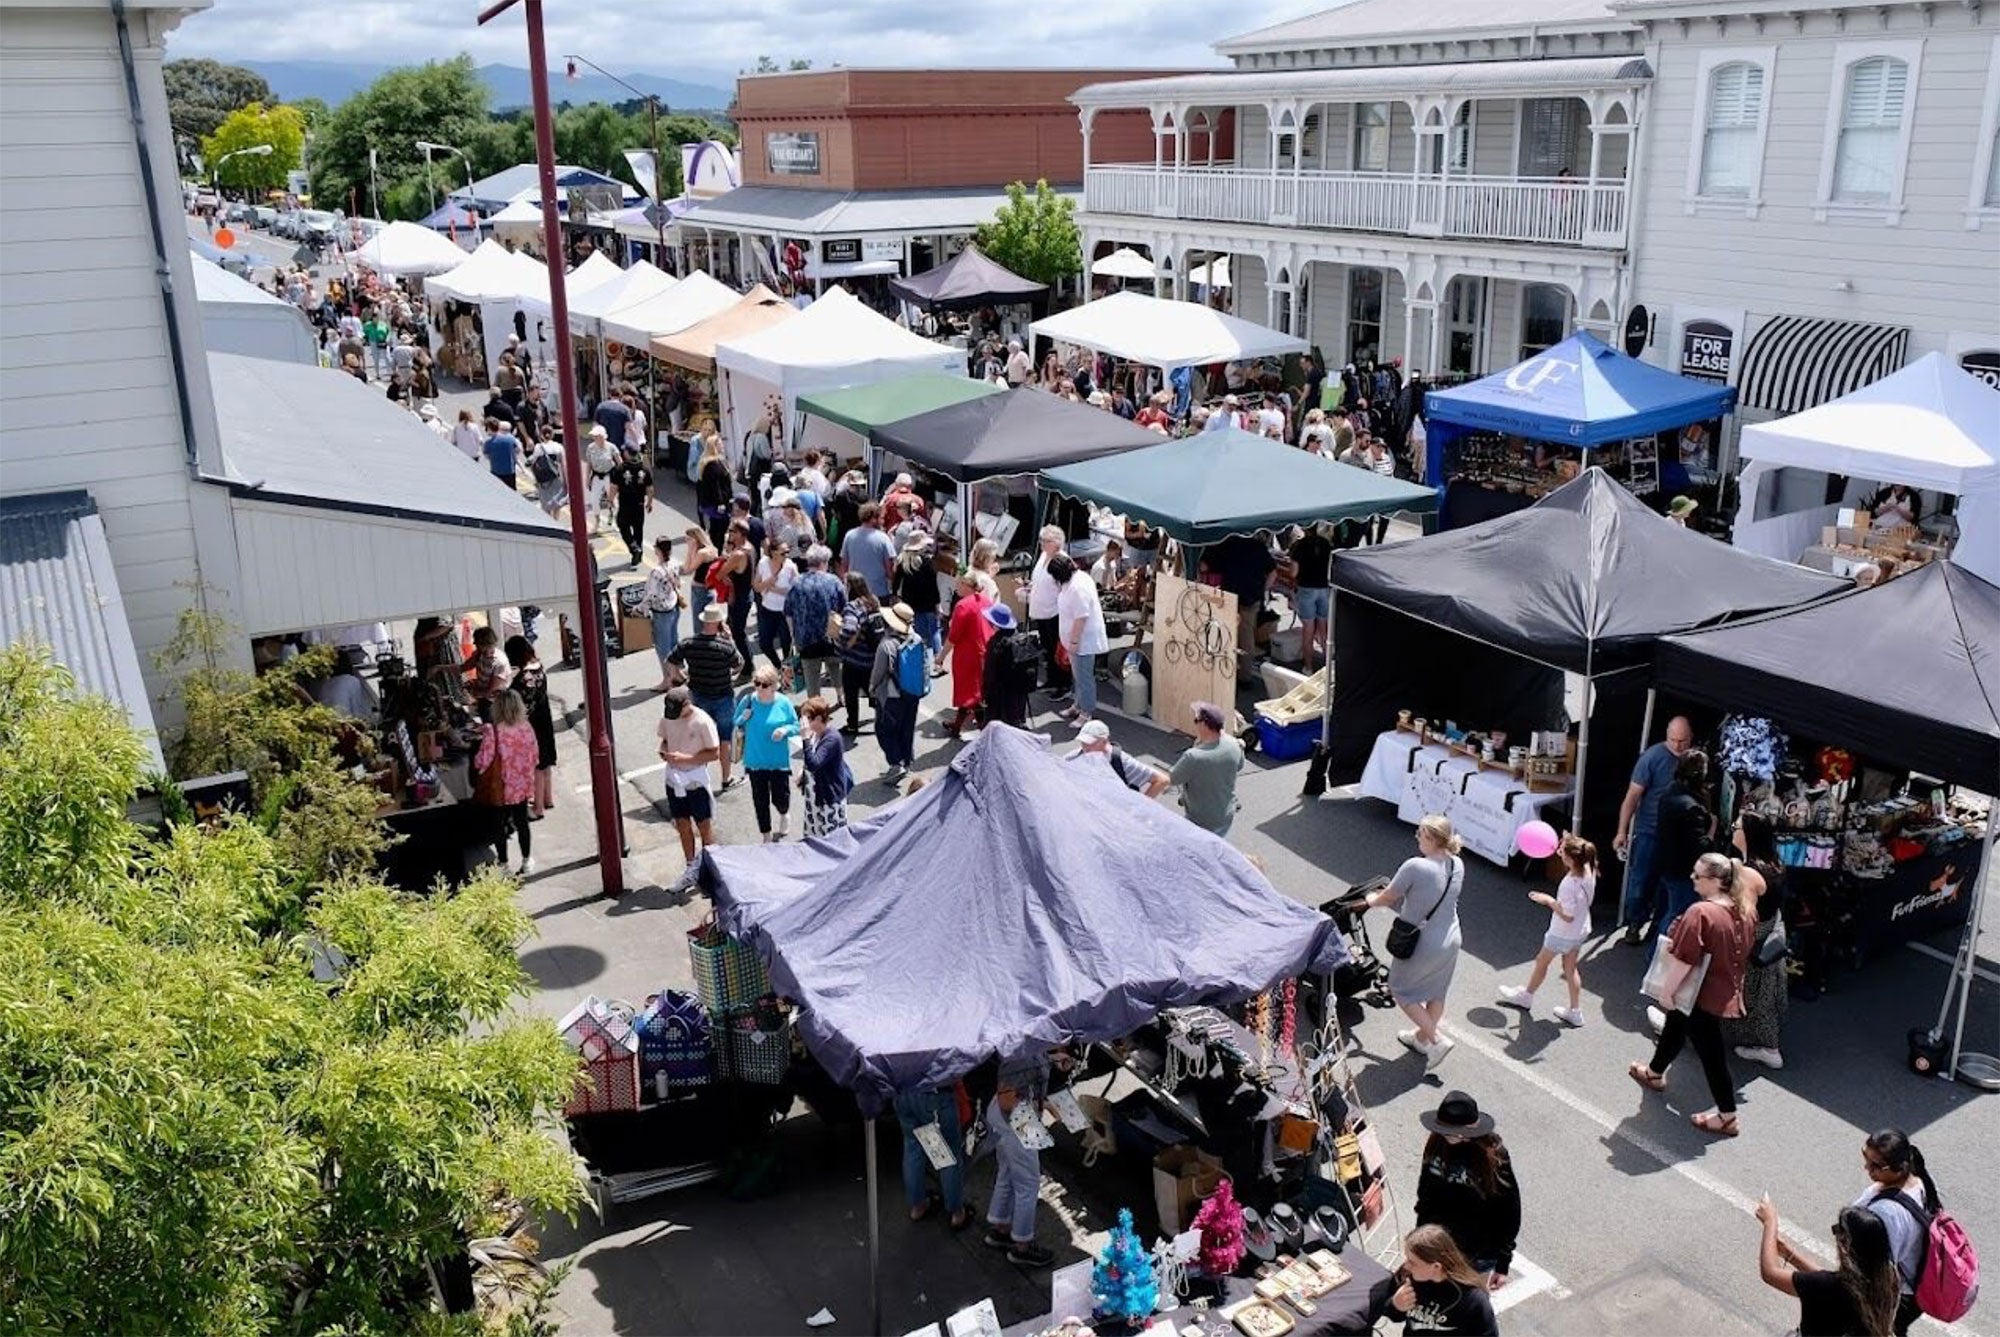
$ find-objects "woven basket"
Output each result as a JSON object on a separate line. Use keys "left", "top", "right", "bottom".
{"left": 687, "top": 923, "right": 770, "bottom": 1015}
{"left": 636, "top": 990, "right": 713, "bottom": 1099}
{"left": 715, "top": 999, "right": 792, "bottom": 1085}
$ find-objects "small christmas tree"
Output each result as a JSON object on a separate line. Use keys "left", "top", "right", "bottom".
{"left": 1091, "top": 1208, "right": 1159, "bottom": 1329}
{"left": 1191, "top": 1177, "right": 1246, "bottom": 1278}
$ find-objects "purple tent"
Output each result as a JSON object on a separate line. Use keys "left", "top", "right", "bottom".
{"left": 700, "top": 724, "right": 1348, "bottom": 1115}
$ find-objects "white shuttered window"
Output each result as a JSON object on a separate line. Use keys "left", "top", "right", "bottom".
{"left": 1699, "top": 62, "right": 1765, "bottom": 197}
{"left": 1833, "top": 56, "right": 1909, "bottom": 203}
{"left": 1353, "top": 102, "right": 1389, "bottom": 173}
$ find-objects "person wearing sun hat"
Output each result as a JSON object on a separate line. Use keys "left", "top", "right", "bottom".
{"left": 868, "top": 601, "right": 927, "bottom": 784}
{"left": 980, "top": 602, "right": 1038, "bottom": 728}
{"left": 1414, "top": 1091, "right": 1522, "bottom": 1291}
{"left": 1667, "top": 495, "right": 1698, "bottom": 527}
{"left": 1069, "top": 720, "right": 1168, "bottom": 797}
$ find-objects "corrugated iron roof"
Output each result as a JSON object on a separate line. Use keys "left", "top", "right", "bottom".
{"left": 0, "top": 490, "right": 164, "bottom": 770}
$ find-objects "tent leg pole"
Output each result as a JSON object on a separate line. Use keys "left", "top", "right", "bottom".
{"left": 1943, "top": 814, "right": 1997, "bottom": 1080}
{"left": 1573, "top": 674, "right": 1593, "bottom": 836}
{"left": 866, "top": 1116, "right": 882, "bottom": 1336}
{"left": 1619, "top": 689, "right": 1657, "bottom": 905}
{"left": 1320, "top": 589, "right": 1337, "bottom": 749}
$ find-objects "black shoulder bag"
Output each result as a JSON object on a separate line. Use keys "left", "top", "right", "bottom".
{"left": 1386, "top": 861, "right": 1456, "bottom": 960}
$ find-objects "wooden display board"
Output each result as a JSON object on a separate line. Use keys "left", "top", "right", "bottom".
{"left": 1150, "top": 572, "right": 1238, "bottom": 737}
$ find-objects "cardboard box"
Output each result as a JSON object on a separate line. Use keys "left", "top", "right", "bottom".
{"left": 1153, "top": 1145, "right": 1225, "bottom": 1237}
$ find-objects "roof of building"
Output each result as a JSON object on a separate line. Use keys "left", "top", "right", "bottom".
{"left": 0, "top": 490, "right": 164, "bottom": 770}
{"left": 1218, "top": 0, "right": 1629, "bottom": 54}
{"left": 1072, "top": 54, "right": 1651, "bottom": 105}
{"left": 449, "top": 163, "right": 633, "bottom": 210}
{"left": 678, "top": 185, "right": 1081, "bottom": 237}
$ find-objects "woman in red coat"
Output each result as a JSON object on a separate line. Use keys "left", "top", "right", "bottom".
{"left": 941, "top": 570, "right": 995, "bottom": 738}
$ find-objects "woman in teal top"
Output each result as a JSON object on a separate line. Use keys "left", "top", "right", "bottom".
{"left": 734, "top": 665, "right": 801, "bottom": 841}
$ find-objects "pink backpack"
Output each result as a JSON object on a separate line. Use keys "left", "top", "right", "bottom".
{"left": 1882, "top": 1191, "right": 1980, "bottom": 1322}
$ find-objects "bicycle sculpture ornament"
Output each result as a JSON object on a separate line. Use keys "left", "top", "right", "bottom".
{"left": 1165, "top": 582, "right": 1236, "bottom": 676}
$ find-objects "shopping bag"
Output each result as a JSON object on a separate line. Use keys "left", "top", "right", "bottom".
{"left": 1639, "top": 937, "right": 1710, "bottom": 1014}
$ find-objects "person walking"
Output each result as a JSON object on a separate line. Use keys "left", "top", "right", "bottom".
{"left": 796, "top": 696, "right": 853, "bottom": 836}
{"left": 1365, "top": 815, "right": 1467, "bottom": 1072}
{"left": 1614, "top": 716, "right": 1696, "bottom": 944}
{"left": 1367, "top": 1225, "right": 1501, "bottom": 1335}
{"left": 1050, "top": 552, "right": 1109, "bottom": 727}
{"left": 1168, "top": 701, "right": 1245, "bottom": 837}
{"left": 870, "top": 601, "right": 928, "bottom": 786}
{"left": 682, "top": 526, "right": 720, "bottom": 631}
{"left": 895, "top": 1083, "right": 973, "bottom": 1232}
{"left": 1414, "top": 1092, "right": 1521, "bottom": 1291}
{"left": 752, "top": 536, "right": 798, "bottom": 682}
{"left": 940, "top": 570, "right": 995, "bottom": 738}
{"left": 644, "top": 536, "right": 684, "bottom": 692}
{"left": 481, "top": 417, "right": 522, "bottom": 492}
{"left": 980, "top": 604, "right": 1038, "bottom": 729}
{"left": 1856, "top": 1129, "right": 1946, "bottom": 1335}
{"left": 839, "top": 501, "right": 898, "bottom": 601}
{"left": 503, "top": 636, "right": 557, "bottom": 821}
{"left": 1024, "top": 525, "right": 1071, "bottom": 701}
{"left": 696, "top": 432, "right": 734, "bottom": 547}
{"left": 1628, "top": 850, "right": 1756, "bottom": 1136}
{"left": 473, "top": 690, "right": 538, "bottom": 876}
{"left": 607, "top": 444, "right": 654, "bottom": 566}
{"left": 1725, "top": 812, "right": 1790, "bottom": 1071}
{"left": 1756, "top": 1199, "right": 1900, "bottom": 1337}
{"left": 667, "top": 606, "right": 746, "bottom": 793}
{"left": 720, "top": 521, "right": 757, "bottom": 672}
{"left": 834, "top": 573, "right": 886, "bottom": 740}
{"left": 451, "top": 408, "right": 484, "bottom": 462}
{"left": 656, "top": 687, "right": 721, "bottom": 874}
{"left": 785, "top": 545, "right": 847, "bottom": 701}
{"left": 1496, "top": 834, "right": 1597, "bottom": 1028}
{"left": 733, "top": 667, "right": 800, "bottom": 842}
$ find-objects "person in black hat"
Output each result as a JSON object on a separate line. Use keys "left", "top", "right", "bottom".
{"left": 1415, "top": 1092, "right": 1521, "bottom": 1292}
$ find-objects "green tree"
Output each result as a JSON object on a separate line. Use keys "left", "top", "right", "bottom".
{"left": 975, "top": 179, "right": 1082, "bottom": 287}
{"left": 0, "top": 642, "right": 580, "bottom": 1335}
{"left": 313, "top": 56, "right": 489, "bottom": 221}
{"left": 164, "top": 57, "right": 272, "bottom": 160}
{"left": 199, "top": 102, "right": 306, "bottom": 193}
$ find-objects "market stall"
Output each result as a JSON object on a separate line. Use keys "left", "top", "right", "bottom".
{"left": 889, "top": 241, "right": 1047, "bottom": 345}
{"left": 1729, "top": 352, "right": 1999, "bottom": 584}
{"left": 1091, "top": 247, "right": 1156, "bottom": 282}
{"left": 421, "top": 239, "right": 550, "bottom": 384}
{"left": 1031, "top": 290, "right": 1305, "bottom": 371}
{"left": 1654, "top": 560, "right": 1998, "bottom": 1082}
{"left": 649, "top": 283, "right": 796, "bottom": 454}
{"left": 795, "top": 370, "right": 1004, "bottom": 478}
{"left": 714, "top": 287, "right": 968, "bottom": 470}
{"left": 556, "top": 259, "right": 679, "bottom": 410}
{"left": 351, "top": 220, "right": 473, "bottom": 278}
{"left": 1323, "top": 469, "right": 1845, "bottom": 858}
{"left": 1422, "top": 331, "right": 1737, "bottom": 530}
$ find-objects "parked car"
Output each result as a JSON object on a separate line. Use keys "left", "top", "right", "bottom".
{"left": 297, "top": 209, "right": 339, "bottom": 244}
{"left": 250, "top": 205, "right": 278, "bottom": 228}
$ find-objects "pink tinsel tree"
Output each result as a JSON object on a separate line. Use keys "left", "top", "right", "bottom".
{"left": 1191, "top": 1178, "right": 1245, "bottom": 1278}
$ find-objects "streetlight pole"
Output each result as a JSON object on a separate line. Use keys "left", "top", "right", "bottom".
{"left": 417, "top": 142, "right": 438, "bottom": 216}
{"left": 416, "top": 140, "right": 479, "bottom": 217}
{"left": 564, "top": 53, "right": 669, "bottom": 263}
{"left": 211, "top": 142, "right": 273, "bottom": 194}
{"left": 479, "top": 0, "right": 625, "bottom": 898}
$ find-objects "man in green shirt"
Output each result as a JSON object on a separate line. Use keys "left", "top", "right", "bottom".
{"left": 361, "top": 310, "right": 390, "bottom": 381}
{"left": 1169, "top": 701, "right": 1244, "bottom": 837}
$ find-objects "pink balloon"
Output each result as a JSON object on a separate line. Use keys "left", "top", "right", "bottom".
{"left": 1515, "top": 820, "right": 1560, "bottom": 860}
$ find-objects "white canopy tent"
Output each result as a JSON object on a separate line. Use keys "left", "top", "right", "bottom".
{"left": 1189, "top": 256, "right": 1231, "bottom": 291}
{"left": 565, "top": 259, "right": 676, "bottom": 336}
{"left": 489, "top": 197, "right": 548, "bottom": 248}
{"left": 715, "top": 286, "right": 967, "bottom": 460}
{"left": 601, "top": 270, "right": 739, "bottom": 350}
{"left": 1732, "top": 352, "right": 2000, "bottom": 583}
{"left": 1090, "top": 247, "right": 1155, "bottom": 280}
{"left": 352, "top": 220, "right": 472, "bottom": 278}
{"left": 1031, "top": 291, "right": 1305, "bottom": 370}
{"left": 424, "top": 241, "right": 558, "bottom": 384}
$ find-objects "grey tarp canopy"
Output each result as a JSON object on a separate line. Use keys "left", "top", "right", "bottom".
{"left": 698, "top": 725, "right": 1349, "bottom": 1116}
{"left": 1037, "top": 425, "right": 1438, "bottom": 548}
{"left": 870, "top": 385, "right": 1163, "bottom": 484}
{"left": 1655, "top": 560, "right": 2000, "bottom": 792}
{"left": 887, "top": 242, "right": 1047, "bottom": 313}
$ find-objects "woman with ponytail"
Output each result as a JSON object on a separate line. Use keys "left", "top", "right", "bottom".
{"left": 1859, "top": 1128, "right": 1942, "bottom": 1334}
{"left": 1756, "top": 1198, "right": 1900, "bottom": 1336}
{"left": 1628, "top": 851, "right": 1756, "bottom": 1135}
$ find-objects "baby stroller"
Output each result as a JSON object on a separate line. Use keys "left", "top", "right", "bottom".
{"left": 1319, "top": 877, "right": 1397, "bottom": 1013}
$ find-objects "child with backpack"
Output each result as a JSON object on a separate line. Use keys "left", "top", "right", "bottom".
{"left": 1859, "top": 1128, "right": 1978, "bottom": 1332}
{"left": 869, "top": 600, "right": 930, "bottom": 786}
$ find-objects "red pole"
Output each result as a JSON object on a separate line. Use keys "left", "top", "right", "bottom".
{"left": 482, "top": 0, "right": 625, "bottom": 896}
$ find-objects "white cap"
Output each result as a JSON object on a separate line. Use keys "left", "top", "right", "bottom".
{"left": 1077, "top": 720, "right": 1110, "bottom": 743}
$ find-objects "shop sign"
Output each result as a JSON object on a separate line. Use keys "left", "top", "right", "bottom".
{"left": 765, "top": 131, "right": 820, "bottom": 176}
{"left": 862, "top": 237, "right": 904, "bottom": 264}
{"left": 1959, "top": 348, "right": 2000, "bottom": 390}
{"left": 1680, "top": 320, "right": 1734, "bottom": 383}
{"left": 1623, "top": 305, "right": 1650, "bottom": 358}
{"left": 821, "top": 237, "right": 862, "bottom": 264}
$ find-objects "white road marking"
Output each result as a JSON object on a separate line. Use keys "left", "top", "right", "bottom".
{"left": 574, "top": 761, "right": 668, "bottom": 793}
{"left": 1906, "top": 939, "right": 2000, "bottom": 987}
{"left": 1436, "top": 1020, "right": 1983, "bottom": 1337}
{"left": 1490, "top": 1253, "right": 1563, "bottom": 1314}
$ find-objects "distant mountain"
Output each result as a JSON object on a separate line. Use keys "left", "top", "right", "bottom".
{"left": 242, "top": 59, "right": 734, "bottom": 114}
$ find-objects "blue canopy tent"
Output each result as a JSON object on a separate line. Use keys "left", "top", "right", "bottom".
{"left": 700, "top": 724, "right": 1349, "bottom": 1332}
{"left": 1424, "top": 331, "right": 1736, "bottom": 526}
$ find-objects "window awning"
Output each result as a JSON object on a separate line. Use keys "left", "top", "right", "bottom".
{"left": 205, "top": 354, "right": 578, "bottom": 636}
{"left": 1737, "top": 316, "right": 1910, "bottom": 416}
{"left": 0, "top": 490, "right": 164, "bottom": 771}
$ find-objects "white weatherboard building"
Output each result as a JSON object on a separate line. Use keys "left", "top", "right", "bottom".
{"left": 1071, "top": 0, "right": 1999, "bottom": 419}
{"left": 0, "top": 0, "right": 574, "bottom": 745}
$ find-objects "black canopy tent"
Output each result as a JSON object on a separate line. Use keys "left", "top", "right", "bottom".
{"left": 1655, "top": 561, "right": 2000, "bottom": 1085}
{"left": 887, "top": 242, "right": 1048, "bottom": 313}
{"left": 1323, "top": 470, "right": 1845, "bottom": 837}
{"left": 870, "top": 385, "right": 1161, "bottom": 484}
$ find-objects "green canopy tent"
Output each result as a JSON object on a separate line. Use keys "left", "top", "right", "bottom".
{"left": 796, "top": 373, "right": 1003, "bottom": 481}
{"left": 1039, "top": 427, "right": 1437, "bottom": 565}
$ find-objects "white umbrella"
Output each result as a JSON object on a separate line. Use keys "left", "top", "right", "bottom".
{"left": 1090, "top": 247, "right": 1155, "bottom": 281}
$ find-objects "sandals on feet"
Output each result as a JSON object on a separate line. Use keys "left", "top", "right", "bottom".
{"left": 1628, "top": 1062, "right": 1667, "bottom": 1092}
{"left": 1692, "top": 1111, "right": 1740, "bottom": 1137}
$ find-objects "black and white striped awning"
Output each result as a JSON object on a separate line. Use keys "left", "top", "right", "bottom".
{"left": 1737, "top": 316, "right": 1910, "bottom": 415}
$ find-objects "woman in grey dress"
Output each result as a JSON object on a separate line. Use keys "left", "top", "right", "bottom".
{"left": 1365, "top": 814, "right": 1466, "bottom": 1073}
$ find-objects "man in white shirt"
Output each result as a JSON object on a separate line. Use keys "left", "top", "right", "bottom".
{"left": 1050, "top": 551, "right": 1109, "bottom": 725}
{"left": 625, "top": 391, "right": 649, "bottom": 458}
{"left": 1071, "top": 719, "right": 1169, "bottom": 796}
{"left": 1005, "top": 339, "right": 1032, "bottom": 387}
{"left": 1023, "top": 524, "right": 1070, "bottom": 701}
{"left": 311, "top": 660, "right": 378, "bottom": 722}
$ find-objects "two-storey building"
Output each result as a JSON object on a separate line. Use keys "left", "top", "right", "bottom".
{"left": 1071, "top": 0, "right": 1653, "bottom": 381}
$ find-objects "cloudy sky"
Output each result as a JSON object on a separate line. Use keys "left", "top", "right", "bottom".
{"left": 166, "top": 0, "right": 1318, "bottom": 83}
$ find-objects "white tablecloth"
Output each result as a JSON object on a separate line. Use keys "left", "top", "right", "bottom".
{"left": 1357, "top": 731, "right": 1572, "bottom": 865}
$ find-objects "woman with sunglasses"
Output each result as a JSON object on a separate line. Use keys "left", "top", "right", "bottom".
{"left": 1857, "top": 1128, "right": 1944, "bottom": 1334}
{"left": 733, "top": 666, "right": 800, "bottom": 842}
{"left": 1755, "top": 1197, "right": 1900, "bottom": 1336}
{"left": 1629, "top": 851, "right": 1756, "bottom": 1136}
